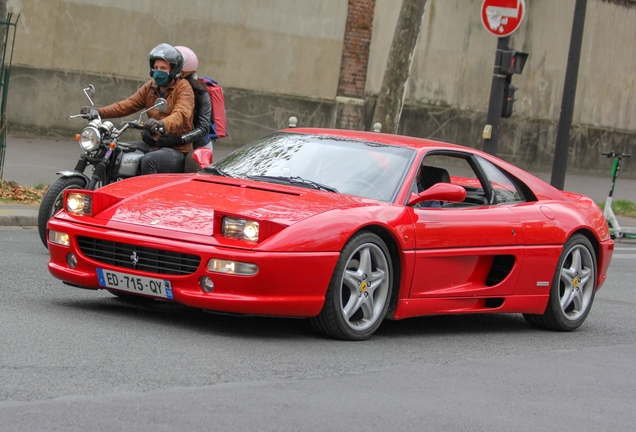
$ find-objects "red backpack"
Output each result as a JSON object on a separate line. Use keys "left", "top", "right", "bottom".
{"left": 200, "top": 76, "right": 227, "bottom": 140}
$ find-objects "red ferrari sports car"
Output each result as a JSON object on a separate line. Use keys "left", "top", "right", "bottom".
{"left": 47, "top": 128, "right": 614, "bottom": 340}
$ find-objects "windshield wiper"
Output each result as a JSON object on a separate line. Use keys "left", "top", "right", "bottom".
{"left": 203, "top": 165, "right": 232, "bottom": 177}
{"left": 248, "top": 175, "right": 338, "bottom": 193}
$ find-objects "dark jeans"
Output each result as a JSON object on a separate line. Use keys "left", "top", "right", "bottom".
{"left": 137, "top": 144, "right": 185, "bottom": 175}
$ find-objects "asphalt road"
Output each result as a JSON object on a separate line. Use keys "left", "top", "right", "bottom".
{"left": 1, "top": 227, "right": 636, "bottom": 431}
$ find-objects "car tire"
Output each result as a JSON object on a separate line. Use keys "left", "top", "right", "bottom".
{"left": 38, "top": 177, "right": 87, "bottom": 248}
{"left": 310, "top": 232, "right": 393, "bottom": 341}
{"left": 523, "top": 234, "right": 597, "bottom": 331}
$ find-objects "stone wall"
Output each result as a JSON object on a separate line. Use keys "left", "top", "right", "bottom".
{"left": 5, "top": 0, "right": 636, "bottom": 177}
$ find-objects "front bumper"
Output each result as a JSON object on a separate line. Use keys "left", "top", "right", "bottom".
{"left": 47, "top": 219, "right": 339, "bottom": 317}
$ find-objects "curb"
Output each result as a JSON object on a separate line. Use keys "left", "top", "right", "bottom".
{"left": 0, "top": 205, "right": 39, "bottom": 227}
{"left": 0, "top": 216, "right": 38, "bottom": 227}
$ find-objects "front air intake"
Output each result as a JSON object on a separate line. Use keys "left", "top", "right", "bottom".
{"left": 77, "top": 237, "right": 200, "bottom": 275}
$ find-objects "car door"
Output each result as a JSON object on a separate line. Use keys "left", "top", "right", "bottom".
{"left": 408, "top": 152, "right": 526, "bottom": 298}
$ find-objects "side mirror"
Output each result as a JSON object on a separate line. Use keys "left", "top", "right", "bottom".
{"left": 138, "top": 98, "right": 168, "bottom": 121}
{"left": 83, "top": 84, "right": 96, "bottom": 106}
{"left": 408, "top": 183, "right": 466, "bottom": 206}
{"left": 153, "top": 98, "right": 168, "bottom": 112}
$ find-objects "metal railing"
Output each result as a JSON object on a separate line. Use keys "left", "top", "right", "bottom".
{"left": 0, "top": 13, "right": 20, "bottom": 182}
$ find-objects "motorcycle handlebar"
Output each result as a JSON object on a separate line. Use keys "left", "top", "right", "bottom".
{"left": 131, "top": 121, "right": 164, "bottom": 134}
{"left": 69, "top": 113, "right": 94, "bottom": 120}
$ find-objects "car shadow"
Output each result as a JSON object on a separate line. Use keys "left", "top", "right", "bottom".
{"left": 54, "top": 292, "right": 534, "bottom": 341}
{"left": 54, "top": 295, "right": 313, "bottom": 340}
{"left": 375, "top": 313, "right": 532, "bottom": 338}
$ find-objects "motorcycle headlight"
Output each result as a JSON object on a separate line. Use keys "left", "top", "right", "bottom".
{"left": 79, "top": 126, "right": 101, "bottom": 151}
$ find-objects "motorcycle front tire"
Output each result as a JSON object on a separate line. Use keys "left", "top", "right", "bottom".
{"left": 38, "top": 176, "right": 87, "bottom": 248}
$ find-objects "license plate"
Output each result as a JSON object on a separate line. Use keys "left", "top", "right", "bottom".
{"left": 97, "top": 268, "right": 174, "bottom": 299}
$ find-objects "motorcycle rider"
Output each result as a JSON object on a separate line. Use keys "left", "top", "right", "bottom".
{"left": 81, "top": 43, "right": 194, "bottom": 174}
{"left": 150, "top": 46, "right": 212, "bottom": 152}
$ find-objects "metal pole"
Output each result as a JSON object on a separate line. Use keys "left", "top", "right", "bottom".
{"left": 483, "top": 36, "right": 509, "bottom": 156}
{"left": 550, "top": 0, "right": 587, "bottom": 190}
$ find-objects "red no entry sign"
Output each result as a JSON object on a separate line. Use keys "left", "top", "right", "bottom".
{"left": 481, "top": 0, "right": 526, "bottom": 37}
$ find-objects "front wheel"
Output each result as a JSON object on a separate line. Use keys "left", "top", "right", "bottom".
{"left": 38, "top": 176, "right": 87, "bottom": 248}
{"left": 310, "top": 232, "right": 393, "bottom": 341}
{"left": 524, "top": 234, "right": 598, "bottom": 331}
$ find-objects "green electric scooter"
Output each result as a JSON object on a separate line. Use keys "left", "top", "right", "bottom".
{"left": 602, "top": 151, "right": 636, "bottom": 240}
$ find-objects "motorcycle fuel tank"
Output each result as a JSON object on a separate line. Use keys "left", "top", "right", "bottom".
{"left": 117, "top": 150, "right": 144, "bottom": 177}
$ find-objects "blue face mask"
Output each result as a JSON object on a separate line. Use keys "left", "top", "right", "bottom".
{"left": 152, "top": 70, "right": 171, "bottom": 87}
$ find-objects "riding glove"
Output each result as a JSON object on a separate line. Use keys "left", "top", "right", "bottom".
{"left": 80, "top": 106, "right": 99, "bottom": 119}
{"left": 144, "top": 118, "right": 164, "bottom": 133}
{"left": 141, "top": 129, "right": 157, "bottom": 147}
{"left": 156, "top": 134, "right": 183, "bottom": 148}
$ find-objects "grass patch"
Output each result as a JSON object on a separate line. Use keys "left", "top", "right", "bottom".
{"left": 597, "top": 199, "right": 636, "bottom": 218}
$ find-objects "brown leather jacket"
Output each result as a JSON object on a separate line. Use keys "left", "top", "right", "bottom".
{"left": 98, "top": 79, "right": 195, "bottom": 153}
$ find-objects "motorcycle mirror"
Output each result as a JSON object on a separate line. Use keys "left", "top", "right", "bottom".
{"left": 153, "top": 98, "right": 168, "bottom": 112}
{"left": 138, "top": 98, "right": 168, "bottom": 123}
{"left": 83, "top": 84, "right": 96, "bottom": 106}
{"left": 138, "top": 98, "right": 168, "bottom": 121}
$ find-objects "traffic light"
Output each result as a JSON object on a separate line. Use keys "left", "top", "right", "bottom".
{"left": 499, "top": 50, "right": 526, "bottom": 118}
{"left": 500, "top": 50, "right": 528, "bottom": 75}
{"left": 501, "top": 80, "right": 518, "bottom": 118}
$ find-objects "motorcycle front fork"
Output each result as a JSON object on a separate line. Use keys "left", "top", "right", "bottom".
{"left": 87, "top": 162, "right": 107, "bottom": 190}
{"left": 74, "top": 158, "right": 88, "bottom": 173}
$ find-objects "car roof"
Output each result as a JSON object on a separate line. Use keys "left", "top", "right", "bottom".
{"left": 283, "top": 128, "right": 571, "bottom": 202}
{"left": 282, "top": 128, "right": 469, "bottom": 152}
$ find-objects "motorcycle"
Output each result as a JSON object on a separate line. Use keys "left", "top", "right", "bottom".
{"left": 38, "top": 84, "right": 213, "bottom": 248}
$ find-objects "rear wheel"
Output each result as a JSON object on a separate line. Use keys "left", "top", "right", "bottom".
{"left": 310, "top": 232, "right": 393, "bottom": 341}
{"left": 524, "top": 234, "right": 597, "bottom": 331}
{"left": 38, "top": 176, "right": 87, "bottom": 248}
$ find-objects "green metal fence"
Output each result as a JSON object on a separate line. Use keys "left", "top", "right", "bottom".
{"left": 0, "top": 13, "right": 20, "bottom": 182}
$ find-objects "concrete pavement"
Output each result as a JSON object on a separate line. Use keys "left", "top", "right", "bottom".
{"left": 1, "top": 135, "right": 636, "bottom": 227}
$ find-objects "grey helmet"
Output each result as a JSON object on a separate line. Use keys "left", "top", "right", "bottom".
{"left": 148, "top": 43, "right": 184, "bottom": 80}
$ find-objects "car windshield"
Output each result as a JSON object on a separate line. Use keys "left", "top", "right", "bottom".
{"left": 208, "top": 132, "right": 416, "bottom": 202}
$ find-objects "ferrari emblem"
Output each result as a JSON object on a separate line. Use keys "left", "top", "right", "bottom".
{"left": 360, "top": 281, "right": 368, "bottom": 293}
{"left": 130, "top": 251, "right": 139, "bottom": 267}
{"left": 573, "top": 278, "right": 579, "bottom": 288}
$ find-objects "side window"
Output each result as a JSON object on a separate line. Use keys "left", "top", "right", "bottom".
{"left": 476, "top": 157, "right": 525, "bottom": 204}
{"left": 417, "top": 154, "right": 489, "bottom": 207}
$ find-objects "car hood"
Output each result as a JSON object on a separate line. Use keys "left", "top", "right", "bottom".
{"left": 95, "top": 175, "right": 377, "bottom": 235}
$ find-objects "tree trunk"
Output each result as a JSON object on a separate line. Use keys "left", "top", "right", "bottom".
{"left": 372, "top": 0, "right": 427, "bottom": 134}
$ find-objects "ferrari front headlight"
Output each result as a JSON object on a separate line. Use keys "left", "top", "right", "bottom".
{"left": 222, "top": 217, "right": 260, "bottom": 242}
{"left": 66, "top": 192, "right": 92, "bottom": 216}
{"left": 79, "top": 126, "right": 101, "bottom": 151}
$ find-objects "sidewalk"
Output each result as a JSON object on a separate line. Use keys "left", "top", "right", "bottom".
{"left": 2, "top": 135, "right": 636, "bottom": 227}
